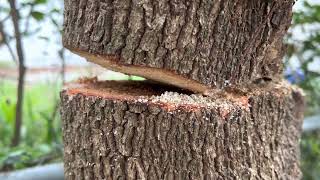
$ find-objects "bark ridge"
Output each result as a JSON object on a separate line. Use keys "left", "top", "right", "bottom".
{"left": 63, "top": 0, "right": 294, "bottom": 90}
{"left": 61, "top": 80, "right": 303, "bottom": 180}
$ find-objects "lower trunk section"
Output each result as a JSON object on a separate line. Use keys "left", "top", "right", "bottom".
{"left": 60, "top": 80, "right": 304, "bottom": 180}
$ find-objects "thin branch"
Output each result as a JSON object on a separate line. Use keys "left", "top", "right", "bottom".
{"left": 8, "top": 0, "right": 26, "bottom": 147}
{"left": 58, "top": 48, "right": 66, "bottom": 84}
{"left": 1, "top": 5, "right": 25, "bottom": 23}
{"left": 0, "top": 21, "right": 18, "bottom": 64}
{"left": 23, "top": 5, "right": 34, "bottom": 35}
{"left": 0, "top": 14, "right": 11, "bottom": 23}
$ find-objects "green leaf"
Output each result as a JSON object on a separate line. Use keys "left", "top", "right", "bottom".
{"left": 33, "top": 0, "right": 48, "bottom": 5}
{"left": 50, "top": 8, "right": 60, "bottom": 14}
{"left": 30, "top": 11, "right": 45, "bottom": 21}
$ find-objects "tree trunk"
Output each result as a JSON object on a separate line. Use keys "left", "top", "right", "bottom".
{"left": 62, "top": 0, "right": 294, "bottom": 93}
{"left": 9, "top": 0, "right": 26, "bottom": 147}
{"left": 60, "top": 80, "right": 304, "bottom": 180}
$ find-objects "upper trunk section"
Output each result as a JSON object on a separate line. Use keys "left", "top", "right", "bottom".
{"left": 63, "top": 0, "right": 294, "bottom": 92}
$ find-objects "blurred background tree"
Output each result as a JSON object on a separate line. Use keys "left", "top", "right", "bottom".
{"left": 0, "top": 0, "right": 319, "bottom": 179}
{"left": 0, "top": 0, "right": 64, "bottom": 171}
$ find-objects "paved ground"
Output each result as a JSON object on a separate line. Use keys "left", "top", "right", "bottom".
{"left": 0, "top": 163, "right": 64, "bottom": 180}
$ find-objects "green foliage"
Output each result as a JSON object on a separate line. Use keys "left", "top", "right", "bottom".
{"left": 0, "top": 0, "right": 62, "bottom": 38}
{"left": 0, "top": 80, "right": 62, "bottom": 171}
{"left": 286, "top": 0, "right": 320, "bottom": 116}
{"left": 301, "top": 131, "right": 320, "bottom": 180}
{"left": 294, "top": 1, "right": 320, "bottom": 24}
{"left": 0, "top": 144, "right": 61, "bottom": 171}
{"left": 0, "top": 61, "right": 14, "bottom": 68}
{"left": 287, "top": 1, "right": 320, "bottom": 179}
{"left": 30, "top": 11, "right": 45, "bottom": 21}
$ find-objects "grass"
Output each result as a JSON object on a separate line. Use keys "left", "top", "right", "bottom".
{"left": 0, "top": 80, "right": 62, "bottom": 171}
{"left": 0, "top": 61, "right": 15, "bottom": 69}
{"left": 301, "top": 131, "right": 320, "bottom": 180}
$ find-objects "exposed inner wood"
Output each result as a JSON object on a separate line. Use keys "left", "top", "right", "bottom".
{"left": 71, "top": 48, "right": 211, "bottom": 93}
{"left": 64, "top": 79, "right": 298, "bottom": 112}
{"left": 65, "top": 80, "right": 224, "bottom": 111}
{"left": 67, "top": 79, "right": 190, "bottom": 101}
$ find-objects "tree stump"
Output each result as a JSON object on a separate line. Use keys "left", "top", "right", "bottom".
{"left": 61, "top": 0, "right": 304, "bottom": 179}
{"left": 63, "top": 0, "right": 294, "bottom": 92}
{"left": 61, "top": 80, "right": 304, "bottom": 179}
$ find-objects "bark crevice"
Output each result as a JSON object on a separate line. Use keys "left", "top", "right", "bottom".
{"left": 61, "top": 80, "right": 303, "bottom": 180}
{"left": 63, "top": 0, "right": 294, "bottom": 90}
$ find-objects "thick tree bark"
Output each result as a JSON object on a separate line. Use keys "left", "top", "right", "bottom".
{"left": 61, "top": 80, "right": 304, "bottom": 180}
{"left": 63, "top": 0, "right": 294, "bottom": 93}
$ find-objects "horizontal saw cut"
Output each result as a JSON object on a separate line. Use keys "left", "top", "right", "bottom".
{"left": 61, "top": 80, "right": 304, "bottom": 179}
{"left": 63, "top": 0, "right": 294, "bottom": 92}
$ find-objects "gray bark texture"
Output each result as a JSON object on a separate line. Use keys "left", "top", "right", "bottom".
{"left": 62, "top": 0, "right": 294, "bottom": 89}
{"left": 60, "top": 80, "right": 304, "bottom": 180}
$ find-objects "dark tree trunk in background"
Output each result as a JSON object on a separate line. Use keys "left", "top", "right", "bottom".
{"left": 61, "top": 80, "right": 304, "bottom": 180}
{"left": 63, "top": 0, "right": 294, "bottom": 93}
{"left": 8, "top": 0, "right": 26, "bottom": 147}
